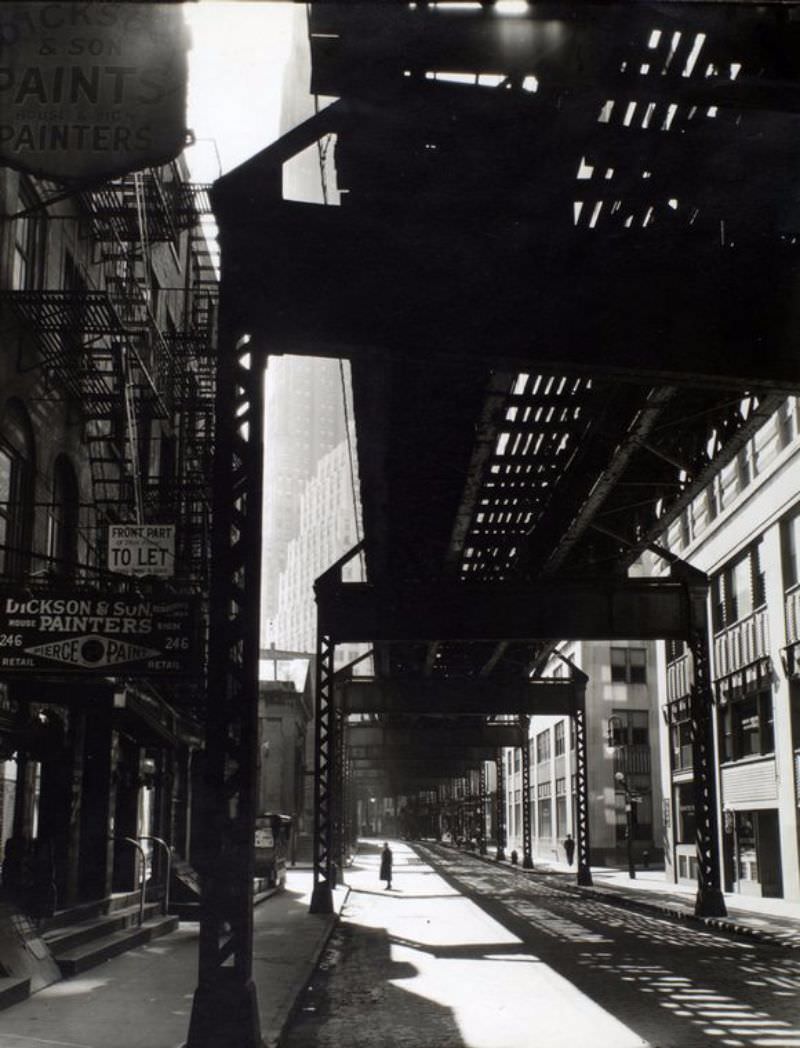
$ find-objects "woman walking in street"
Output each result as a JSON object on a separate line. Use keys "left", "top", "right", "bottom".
{"left": 380, "top": 841, "right": 393, "bottom": 890}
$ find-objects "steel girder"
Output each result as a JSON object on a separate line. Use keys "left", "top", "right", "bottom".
{"left": 495, "top": 748, "right": 507, "bottom": 862}
{"left": 569, "top": 667, "right": 593, "bottom": 888}
{"left": 186, "top": 314, "right": 264, "bottom": 1046}
{"left": 338, "top": 676, "right": 576, "bottom": 716}
{"left": 346, "top": 723, "right": 524, "bottom": 749}
{"left": 520, "top": 716, "right": 533, "bottom": 869}
{"left": 310, "top": 632, "right": 336, "bottom": 913}
{"left": 317, "top": 576, "right": 695, "bottom": 644}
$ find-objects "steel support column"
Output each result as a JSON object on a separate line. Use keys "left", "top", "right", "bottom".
{"left": 571, "top": 670, "right": 593, "bottom": 887}
{"left": 333, "top": 705, "right": 345, "bottom": 882}
{"left": 186, "top": 320, "right": 264, "bottom": 1046}
{"left": 478, "top": 763, "right": 487, "bottom": 856}
{"left": 520, "top": 717, "right": 533, "bottom": 868}
{"left": 688, "top": 605, "right": 727, "bottom": 917}
{"left": 310, "top": 631, "right": 336, "bottom": 914}
{"left": 494, "top": 749, "right": 506, "bottom": 861}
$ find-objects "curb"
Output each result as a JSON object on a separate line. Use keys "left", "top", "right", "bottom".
{"left": 266, "top": 884, "right": 351, "bottom": 1048}
{"left": 424, "top": 842, "right": 800, "bottom": 951}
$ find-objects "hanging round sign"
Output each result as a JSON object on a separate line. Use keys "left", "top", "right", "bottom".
{"left": 0, "top": 1, "right": 189, "bottom": 182}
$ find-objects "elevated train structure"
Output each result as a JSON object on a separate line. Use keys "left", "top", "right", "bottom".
{"left": 189, "top": 5, "right": 800, "bottom": 1045}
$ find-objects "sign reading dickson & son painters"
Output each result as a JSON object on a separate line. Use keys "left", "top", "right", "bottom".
{"left": 0, "top": 593, "right": 197, "bottom": 677}
{"left": 0, "top": 2, "right": 189, "bottom": 182}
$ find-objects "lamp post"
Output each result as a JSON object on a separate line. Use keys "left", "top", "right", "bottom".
{"left": 614, "top": 770, "right": 636, "bottom": 880}
{"left": 608, "top": 714, "right": 639, "bottom": 880}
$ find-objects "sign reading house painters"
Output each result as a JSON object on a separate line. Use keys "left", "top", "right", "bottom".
{"left": 0, "top": 2, "right": 189, "bottom": 182}
{"left": 108, "top": 524, "right": 175, "bottom": 577}
{"left": 0, "top": 593, "right": 197, "bottom": 677}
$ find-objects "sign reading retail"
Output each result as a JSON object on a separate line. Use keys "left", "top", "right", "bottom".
{"left": 0, "top": 592, "right": 198, "bottom": 677}
{"left": 0, "top": 2, "right": 189, "bottom": 182}
{"left": 108, "top": 524, "right": 175, "bottom": 577}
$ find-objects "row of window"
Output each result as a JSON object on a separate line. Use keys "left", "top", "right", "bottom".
{"left": 0, "top": 399, "right": 79, "bottom": 577}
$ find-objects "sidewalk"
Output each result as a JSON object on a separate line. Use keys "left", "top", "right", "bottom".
{"left": 460, "top": 846, "right": 800, "bottom": 949}
{"left": 0, "top": 869, "right": 348, "bottom": 1048}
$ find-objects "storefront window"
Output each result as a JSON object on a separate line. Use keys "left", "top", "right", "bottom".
{"left": 719, "top": 689, "right": 774, "bottom": 761}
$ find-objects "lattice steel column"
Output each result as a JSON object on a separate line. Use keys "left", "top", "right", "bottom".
{"left": 478, "top": 763, "right": 487, "bottom": 856}
{"left": 687, "top": 579, "right": 727, "bottom": 917}
{"left": 310, "top": 631, "right": 336, "bottom": 913}
{"left": 494, "top": 749, "right": 506, "bottom": 861}
{"left": 332, "top": 705, "right": 345, "bottom": 883}
{"left": 186, "top": 318, "right": 264, "bottom": 1047}
{"left": 519, "top": 717, "right": 533, "bottom": 868}
{"left": 571, "top": 670, "right": 593, "bottom": 887}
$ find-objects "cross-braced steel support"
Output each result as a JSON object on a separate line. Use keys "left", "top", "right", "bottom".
{"left": 520, "top": 717, "right": 533, "bottom": 868}
{"left": 310, "top": 631, "right": 336, "bottom": 913}
{"left": 688, "top": 613, "right": 727, "bottom": 917}
{"left": 571, "top": 672, "right": 593, "bottom": 887}
{"left": 333, "top": 705, "right": 346, "bottom": 881}
{"left": 478, "top": 763, "right": 487, "bottom": 856}
{"left": 494, "top": 749, "right": 506, "bottom": 861}
{"left": 186, "top": 319, "right": 264, "bottom": 1047}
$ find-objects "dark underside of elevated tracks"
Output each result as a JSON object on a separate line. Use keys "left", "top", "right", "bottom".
{"left": 187, "top": 5, "right": 800, "bottom": 1046}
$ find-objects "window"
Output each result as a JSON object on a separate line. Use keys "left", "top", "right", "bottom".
{"left": 48, "top": 456, "right": 79, "bottom": 576}
{"left": 667, "top": 697, "right": 693, "bottom": 771}
{"left": 536, "top": 782, "right": 552, "bottom": 838}
{"left": 674, "top": 782, "right": 696, "bottom": 845}
{"left": 12, "top": 179, "right": 45, "bottom": 291}
{"left": 555, "top": 778, "right": 567, "bottom": 836}
{"left": 0, "top": 400, "right": 35, "bottom": 577}
{"left": 610, "top": 709, "right": 650, "bottom": 748}
{"left": 536, "top": 729, "right": 551, "bottom": 763}
{"left": 782, "top": 511, "right": 800, "bottom": 590}
{"left": 554, "top": 720, "right": 565, "bottom": 757}
{"left": 610, "top": 647, "right": 647, "bottom": 684}
{"left": 713, "top": 543, "right": 765, "bottom": 631}
{"left": 666, "top": 639, "right": 686, "bottom": 662}
{"left": 718, "top": 688, "right": 774, "bottom": 762}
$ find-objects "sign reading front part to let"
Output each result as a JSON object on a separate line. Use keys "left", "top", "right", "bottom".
{"left": 0, "top": 2, "right": 189, "bottom": 182}
{"left": 0, "top": 593, "right": 198, "bottom": 677}
{"left": 108, "top": 524, "right": 175, "bottom": 577}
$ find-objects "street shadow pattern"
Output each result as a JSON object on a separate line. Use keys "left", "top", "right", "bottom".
{"left": 283, "top": 919, "right": 469, "bottom": 1048}
{"left": 417, "top": 843, "right": 800, "bottom": 1048}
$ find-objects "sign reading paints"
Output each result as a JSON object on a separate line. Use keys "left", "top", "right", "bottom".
{"left": 108, "top": 524, "right": 175, "bottom": 577}
{"left": 0, "top": 593, "right": 197, "bottom": 677}
{"left": 0, "top": 2, "right": 189, "bottom": 182}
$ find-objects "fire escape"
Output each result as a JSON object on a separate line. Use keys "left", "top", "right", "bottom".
{"left": 1, "top": 168, "right": 217, "bottom": 719}
{"left": 2, "top": 169, "right": 217, "bottom": 587}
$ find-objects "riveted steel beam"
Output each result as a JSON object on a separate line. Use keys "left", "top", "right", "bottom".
{"left": 318, "top": 576, "right": 694, "bottom": 644}
{"left": 339, "top": 677, "right": 575, "bottom": 716}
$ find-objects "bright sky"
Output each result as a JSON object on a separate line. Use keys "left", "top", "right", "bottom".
{"left": 183, "top": 1, "right": 296, "bottom": 182}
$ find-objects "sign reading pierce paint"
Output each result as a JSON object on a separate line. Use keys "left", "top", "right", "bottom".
{"left": 0, "top": 593, "right": 197, "bottom": 677}
{"left": 0, "top": 2, "right": 189, "bottom": 182}
{"left": 108, "top": 524, "right": 175, "bottom": 577}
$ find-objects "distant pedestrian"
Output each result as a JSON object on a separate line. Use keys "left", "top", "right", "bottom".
{"left": 563, "top": 834, "right": 575, "bottom": 866}
{"left": 379, "top": 841, "right": 393, "bottom": 890}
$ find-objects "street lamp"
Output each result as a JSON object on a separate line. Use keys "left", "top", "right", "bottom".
{"left": 608, "top": 714, "right": 640, "bottom": 880}
{"left": 614, "top": 770, "right": 637, "bottom": 880}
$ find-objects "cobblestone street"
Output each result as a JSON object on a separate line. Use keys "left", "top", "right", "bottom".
{"left": 284, "top": 842, "right": 800, "bottom": 1048}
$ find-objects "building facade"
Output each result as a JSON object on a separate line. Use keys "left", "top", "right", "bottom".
{"left": 0, "top": 162, "right": 215, "bottom": 918}
{"left": 651, "top": 397, "right": 800, "bottom": 901}
{"left": 503, "top": 640, "right": 664, "bottom": 868}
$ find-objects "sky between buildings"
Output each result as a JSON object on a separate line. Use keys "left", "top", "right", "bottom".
{"left": 184, "top": 1, "right": 295, "bottom": 182}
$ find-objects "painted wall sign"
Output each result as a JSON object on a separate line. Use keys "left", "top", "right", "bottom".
{"left": 0, "top": 2, "right": 189, "bottom": 182}
{"left": 0, "top": 592, "right": 198, "bottom": 677}
{"left": 108, "top": 523, "right": 175, "bottom": 577}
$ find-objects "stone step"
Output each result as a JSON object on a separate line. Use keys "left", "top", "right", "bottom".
{"left": 42, "top": 902, "right": 164, "bottom": 955}
{"left": 0, "top": 975, "right": 31, "bottom": 1010}
{"left": 53, "top": 915, "right": 178, "bottom": 978}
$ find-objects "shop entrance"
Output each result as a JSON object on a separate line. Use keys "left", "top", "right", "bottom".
{"left": 728, "top": 810, "right": 783, "bottom": 899}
